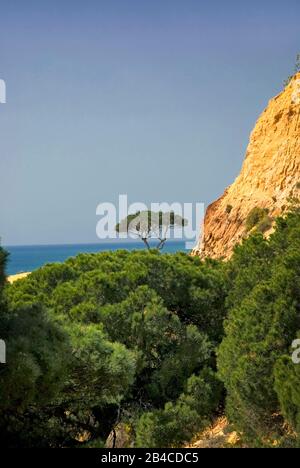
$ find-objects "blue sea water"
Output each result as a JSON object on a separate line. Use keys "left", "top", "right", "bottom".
{"left": 5, "top": 241, "right": 190, "bottom": 276}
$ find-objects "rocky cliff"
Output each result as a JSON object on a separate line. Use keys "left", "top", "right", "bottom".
{"left": 193, "top": 73, "right": 300, "bottom": 259}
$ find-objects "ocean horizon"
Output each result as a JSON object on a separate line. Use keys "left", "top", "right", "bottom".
{"left": 5, "top": 240, "right": 191, "bottom": 276}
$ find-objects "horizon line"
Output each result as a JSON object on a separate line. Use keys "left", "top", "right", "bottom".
{"left": 4, "top": 238, "right": 192, "bottom": 249}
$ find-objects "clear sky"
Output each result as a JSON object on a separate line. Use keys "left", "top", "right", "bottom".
{"left": 0, "top": 0, "right": 299, "bottom": 245}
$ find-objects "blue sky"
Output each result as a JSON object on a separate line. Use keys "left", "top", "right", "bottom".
{"left": 0, "top": 0, "right": 299, "bottom": 245}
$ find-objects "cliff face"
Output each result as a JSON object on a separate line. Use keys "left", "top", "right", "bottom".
{"left": 193, "top": 73, "right": 300, "bottom": 259}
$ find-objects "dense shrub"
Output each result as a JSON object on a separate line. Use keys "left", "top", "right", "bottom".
{"left": 245, "top": 207, "right": 272, "bottom": 233}
{"left": 274, "top": 349, "right": 300, "bottom": 438}
{"left": 136, "top": 368, "right": 222, "bottom": 447}
{"left": 218, "top": 211, "right": 300, "bottom": 445}
{"left": 0, "top": 247, "right": 8, "bottom": 290}
{"left": 4, "top": 210, "right": 300, "bottom": 448}
{"left": 2, "top": 250, "right": 226, "bottom": 447}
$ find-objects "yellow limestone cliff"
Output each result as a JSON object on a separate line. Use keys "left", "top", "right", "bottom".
{"left": 193, "top": 73, "right": 300, "bottom": 259}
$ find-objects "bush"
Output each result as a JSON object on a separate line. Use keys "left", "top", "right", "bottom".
{"left": 3, "top": 250, "right": 226, "bottom": 447}
{"left": 0, "top": 247, "right": 8, "bottom": 291}
{"left": 218, "top": 211, "right": 300, "bottom": 444}
{"left": 136, "top": 369, "right": 222, "bottom": 448}
{"left": 257, "top": 216, "right": 273, "bottom": 233}
{"left": 274, "top": 342, "right": 300, "bottom": 435}
{"left": 245, "top": 207, "right": 272, "bottom": 233}
{"left": 4, "top": 211, "right": 300, "bottom": 447}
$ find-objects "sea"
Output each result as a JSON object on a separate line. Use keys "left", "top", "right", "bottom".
{"left": 4, "top": 240, "right": 191, "bottom": 276}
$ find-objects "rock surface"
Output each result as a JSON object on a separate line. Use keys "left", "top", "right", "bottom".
{"left": 193, "top": 73, "right": 300, "bottom": 259}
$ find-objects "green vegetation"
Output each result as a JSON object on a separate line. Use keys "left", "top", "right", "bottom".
{"left": 245, "top": 207, "right": 273, "bottom": 233}
{"left": 2, "top": 209, "right": 300, "bottom": 447}
{"left": 1, "top": 249, "right": 226, "bottom": 447}
{"left": 284, "top": 53, "right": 300, "bottom": 86}
{"left": 226, "top": 205, "right": 233, "bottom": 214}
{"left": 218, "top": 210, "right": 300, "bottom": 446}
{"left": 116, "top": 211, "right": 187, "bottom": 250}
{"left": 136, "top": 368, "right": 222, "bottom": 447}
{"left": 0, "top": 247, "right": 8, "bottom": 290}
